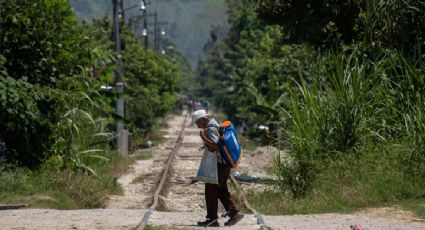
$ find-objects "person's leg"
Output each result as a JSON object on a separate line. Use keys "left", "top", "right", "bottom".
{"left": 217, "top": 163, "right": 240, "bottom": 217}
{"left": 198, "top": 182, "right": 220, "bottom": 226}
{"left": 205, "top": 182, "right": 219, "bottom": 220}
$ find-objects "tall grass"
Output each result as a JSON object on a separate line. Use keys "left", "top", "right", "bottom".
{"left": 253, "top": 144, "right": 425, "bottom": 215}
{"left": 276, "top": 49, "right": 425, "bottom": 199}
{"left": 51, "top": 105, "right": 112, "bottom": 175}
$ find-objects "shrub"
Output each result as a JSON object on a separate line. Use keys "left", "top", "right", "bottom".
{"left": 0, "top": 76, "right": 52, "bottom": 166}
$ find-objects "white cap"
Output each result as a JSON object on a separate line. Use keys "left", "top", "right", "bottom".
{"left": 191, "top": 109, "right": 208, "bottom": 126}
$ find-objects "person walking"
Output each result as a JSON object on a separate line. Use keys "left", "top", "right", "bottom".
{"left": 193, "top": 100, "right": 202, "bottom": 111}
{"left": 187, "top": 99, "right": 193, "bottom": 114}
{"left": 191, "top": 109, "right": 244, "bottom": 227}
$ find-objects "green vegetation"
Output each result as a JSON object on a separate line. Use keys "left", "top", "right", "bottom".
{"left": 238, "top": 135, "right": 261, "bottom": 152}
{"left": 133, "top": 149, "right": 154, "bottom": 161}
{"left": 0, "top": 153, "right": 134, "bottom": 209}
{"left": 401, "top": 199, "right": 425, "bottom": 219}
{"left": 199, "top": 0, "right": 425, "bottom": 215}
{"left": 0, "top": 0, "right": 183, "bottom": 208}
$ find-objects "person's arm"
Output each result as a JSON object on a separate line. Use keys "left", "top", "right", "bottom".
{"left": 200, "top": 129, "right": 219, "bottom": 152}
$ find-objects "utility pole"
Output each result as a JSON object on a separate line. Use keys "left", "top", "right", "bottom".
{"left": 112, "top": 0, "right": 128, "bottom": 156}
{"left": 147, "top": 18, "right": 167, "bottom": 52}
{"left": 143, "top": 6, "right": 148, "bottom": 49}
{"left": 0, "top": 0, "right": 2, "bottom": 52}
{"left": 119, "top": 0, "right": 125, "bottom": 20}
{"left": 154, "top": 11, "right": 158, "bottom": 50}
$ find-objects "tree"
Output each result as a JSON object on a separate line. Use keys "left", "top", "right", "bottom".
{"left": 0, "top": 0, "right": 92, "bottom": 86}
{"left": 0, "top": 1, "right": 115, "bottom": 167}
{"left": 257, "top": 0, "right": 425, "bottom": 56}
{"left": 257, "top": 0, "right": 361, "bottom": 46}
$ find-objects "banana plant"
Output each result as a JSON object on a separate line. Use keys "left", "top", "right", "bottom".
{"left": 244, "top": 81, "right": 289, "bottom": 122}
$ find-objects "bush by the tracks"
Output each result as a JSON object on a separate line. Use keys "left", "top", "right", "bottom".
{"left": 0, "top": 74, "right": 49, "bottom": 166}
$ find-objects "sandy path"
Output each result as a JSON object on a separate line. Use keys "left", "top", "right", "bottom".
{"left": 163, "top": 121, "right": 206, "bottom": 212}
{"left": 1, "top": 114, "right": 425, "bottom": 229}
{"left": 1, "top": 208, "right": 424, "bottom": 230}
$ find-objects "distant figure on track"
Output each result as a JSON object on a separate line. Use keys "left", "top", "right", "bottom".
{"left": 193, "top": 100, "right": 202, "bottom": 111}
{"left": 191, "top": 109, "right": 244, "bottom": 227}
{"left": 187, "top": 99, "right": 193, "bottom": 114}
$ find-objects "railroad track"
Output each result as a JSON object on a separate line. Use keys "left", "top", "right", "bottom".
{"left": 136, "top": 114, "right": 270, "bottom": 229}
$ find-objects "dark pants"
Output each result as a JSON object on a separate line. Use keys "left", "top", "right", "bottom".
{"left": 205, "top": 163, "right": 240, "bottom": 220}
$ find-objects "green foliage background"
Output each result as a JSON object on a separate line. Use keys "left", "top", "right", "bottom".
{"left": 121, "top": 27, "right": 179, "bottom": 134}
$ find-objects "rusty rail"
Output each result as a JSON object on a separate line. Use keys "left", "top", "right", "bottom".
{"left": 136, "top": 115, "right": 187, "bottom": 230}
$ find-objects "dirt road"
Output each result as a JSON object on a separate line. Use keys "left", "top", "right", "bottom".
{"left": 1, "top": 114, "right": 425, "bottom": 229}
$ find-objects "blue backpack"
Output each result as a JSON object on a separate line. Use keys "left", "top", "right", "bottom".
{"left": 218, "top": 121, "right": 242, "bottom": 168}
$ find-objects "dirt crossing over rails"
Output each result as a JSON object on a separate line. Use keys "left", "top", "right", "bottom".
{"left": 1, "top": 114, "right": 425, "bottom": 229}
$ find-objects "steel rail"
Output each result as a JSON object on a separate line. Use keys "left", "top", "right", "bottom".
{"left": 0, "top": 204, "right": 26, "bottom": 210}
{"left": 136, "top": 115, "right": 187, "bottom": 230}
{"left": 230, "top": 174, "right": 270, "bottom": 230}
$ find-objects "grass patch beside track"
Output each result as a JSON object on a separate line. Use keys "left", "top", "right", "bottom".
{"left": 247, "top": 149, "right": 425, "bottom": 218}
{"left": 249, "top": 190, "right": 425, "bottom": 219}
{"left": 133, "top": 149, "right": 154, "bottom": 160}
{"left": 0, "top": 151, "right": 134, "bottom": 209}
{"left": 238, "top": 135, "right": 261, "bottom": 152}
{"left": 400, "top": 199, "right": 425, "bottom": 219}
